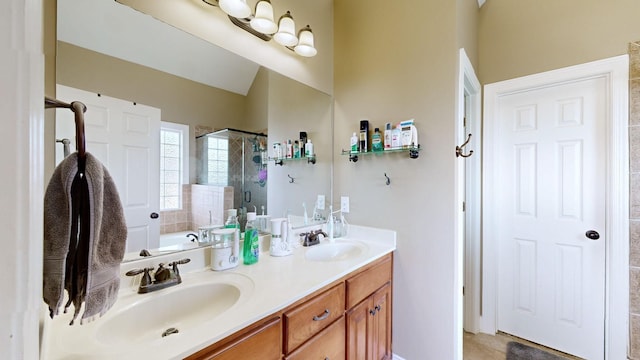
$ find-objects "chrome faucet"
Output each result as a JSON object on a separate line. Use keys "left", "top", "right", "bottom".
{"left": 126, "top": 258, "right": 191, "bottom": 294}
{"left": 186, "top": 233, "right": 198, "bottom": 243}
{"left": 301, "top": 229, "right": 328, "bottom": 247}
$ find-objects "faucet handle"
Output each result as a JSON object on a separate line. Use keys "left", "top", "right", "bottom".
{"left": 126, "top": 267, "right": 153, "bottom": 287}
{"left": 169, "top": 258, "right": 191, "bottom": 266}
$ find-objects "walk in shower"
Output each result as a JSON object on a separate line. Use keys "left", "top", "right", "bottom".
{"left": 196, "top": 128, "right": 268, "bottom": 215}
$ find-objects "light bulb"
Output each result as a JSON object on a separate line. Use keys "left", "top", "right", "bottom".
{"left": 219, "top": 0, "right": 251, "bottom": 19}
{"left": 274, "top": 11, "right": 298, "bottom": 47}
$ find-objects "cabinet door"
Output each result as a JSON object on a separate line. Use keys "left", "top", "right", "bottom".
{"left": 186, "top": 317, "right": 281, "bottom": 360}
{"left": 346, "top": 298, "right": 371, "bottom": 360}
{"left": 371, "top": 283, "right": 392, "bottom": 360}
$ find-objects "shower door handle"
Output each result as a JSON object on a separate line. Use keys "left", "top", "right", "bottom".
{"left": 244, "top": 191, "right": 251, "bottom": 203}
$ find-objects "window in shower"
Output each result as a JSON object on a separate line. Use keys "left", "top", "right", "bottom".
{"left": 160, "top": 122, "right": 189, "bottom": 210}
{"left": 206, "top": 136, "right": 229, "bottom": 186}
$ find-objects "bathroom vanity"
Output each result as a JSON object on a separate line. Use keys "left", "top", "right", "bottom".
{"left": 187, "top": 253, "right": 392, "bottom": 359}
{"left": 41, "top": 225, "right": 395, "bottom": 359}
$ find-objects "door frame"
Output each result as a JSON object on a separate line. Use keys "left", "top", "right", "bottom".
{"left": 457, "top": 48, "right": 482, "bottom": 335}
{"left": 481, "top": 55, "right": 629, "bottom": 359}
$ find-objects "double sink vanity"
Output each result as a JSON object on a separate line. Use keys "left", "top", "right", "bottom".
{"left": 41, "top": 225, "right": 396, "bottom": 359}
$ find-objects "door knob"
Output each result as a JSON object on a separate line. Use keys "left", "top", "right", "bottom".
{"left": 585, "top": 230, "right": 600, "bottom": 240}
{"left": 150, "top": 212, "right": 159, "bottom": 219}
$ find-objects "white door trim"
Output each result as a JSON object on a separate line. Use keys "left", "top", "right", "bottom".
{"left": 458, "top": 48, "right": 482, "bottom": 335}
{"left": 481, "top": 55, "right": 629, "bottom": 359}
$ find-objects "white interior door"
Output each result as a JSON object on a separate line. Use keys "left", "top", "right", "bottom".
{"left": 495, "top": 77, "right": 606, "bottom": 359}
{"left": 55, "top": 85, "right": 161, "bottom": 252}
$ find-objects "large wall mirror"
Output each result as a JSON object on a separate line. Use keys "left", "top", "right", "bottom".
{"left": 54, "top": 0, "right": 332, "bottom": 260}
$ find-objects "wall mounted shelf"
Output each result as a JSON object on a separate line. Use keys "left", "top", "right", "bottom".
{"left": 340, "top": 145, "right": 420, "bottom": 162}
{"left": 270, "top": 155, "right": 316, "bottom": 166}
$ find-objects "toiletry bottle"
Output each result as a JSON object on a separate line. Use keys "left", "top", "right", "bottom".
{"left": 243, "top": 212, "right": 259, "bottom": 265}
{"left": 286, "top": 139, "right": 293, "bottom": 159}
{"left": 359, "top": 120, "right": 369, "bottom": 152}
{"left": 351, "top": 132, "right": 358, "bottom": 153}
{"left": 372, "top": 127, "right": 383, "bottom": 152}
{"left": 293, "top": 140, "right": 300, "bottom": 158}
{"left": 305, "top": 138, "right": 314, "bottom": 157}
{"left": 300, "top": 131, "right": 307, "bottom": 157}
{"left": 391, "top": 125, "right": 401, "bottom": 149}
{"left": 384, "top": 123, "right": 392, "bottom": 150}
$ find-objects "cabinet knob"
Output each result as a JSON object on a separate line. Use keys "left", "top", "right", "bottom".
{"left": 369, "top": 309, "right": 377, "bottom": 316}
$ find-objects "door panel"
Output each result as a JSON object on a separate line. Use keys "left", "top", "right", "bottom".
{"left": 56, "top": 85, "right": 161, "bottom": 252}
{"left": 496, "top": 77, "right": 606, "bottom": 359}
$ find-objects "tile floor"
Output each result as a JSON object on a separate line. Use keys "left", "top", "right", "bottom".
{"left": 463, "top": 331, "right": 581, "bottom": 360}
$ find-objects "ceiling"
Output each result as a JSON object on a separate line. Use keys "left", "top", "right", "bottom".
{"left": 58, "top": 0, "right": 260, "bottom": 96}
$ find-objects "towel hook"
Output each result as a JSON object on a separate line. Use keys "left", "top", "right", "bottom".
{"left": 45, "top": 97, "right": 88, "bottom": 171}
{"left": 456, "top": 133, "right": 474, "bottom": 158}
{"left": 288, "top": 174, "right": 295, "bottom": 183}
{"left": 384, "top": 173, "right": 391, "bottom": 186}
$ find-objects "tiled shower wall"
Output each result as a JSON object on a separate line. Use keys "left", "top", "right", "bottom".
{"left": 629, "top": 40, "right": 640, "bottom": 359}
{"left": 160, "top": 184, "right": 192, "bottom": 234}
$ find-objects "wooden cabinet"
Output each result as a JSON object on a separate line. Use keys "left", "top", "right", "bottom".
{"left": 346, "top": 256, "right": 393, "bottom": 360}
{"left": 185, "top": 316, "right": 282, "bottom": 360}
{"left": 187, "top": 253, "right": 393, "bottom": 360}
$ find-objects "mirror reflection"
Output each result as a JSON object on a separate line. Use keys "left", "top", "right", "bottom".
{"left": 55, "top": 0, "right": 332, "bottom": 261}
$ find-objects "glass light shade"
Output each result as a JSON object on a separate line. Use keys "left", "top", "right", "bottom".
{"left": 219, "top": 0, "right": 252, "bottom": 18}
{"left": 294, "top": 25, "right": 317, "bottom": 57}
{"left": 274, "top": 11, "right": 298, "bottom": 47}
{"left": 250, "top": 0, "right": 278, "bottom": 35}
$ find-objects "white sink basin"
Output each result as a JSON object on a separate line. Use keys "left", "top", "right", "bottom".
{"left": 96, "top": 281, "right": 240, "bottom": 346}
{"left": 46, "top": 271, "right": 254, "bottom": 358}
{"left": 305, "top": 241, "right": 366, "bottom": 261}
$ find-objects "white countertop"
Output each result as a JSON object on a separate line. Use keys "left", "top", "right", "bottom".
{"left": 41, "top": 225, "right": 396, "bottom": 360}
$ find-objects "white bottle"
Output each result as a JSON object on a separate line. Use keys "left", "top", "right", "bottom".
{"left": 305, "top": 139, "right": 314, "bottom": 157}
{"left": 350, "top": 132, "right": 358, "bottom": 153}
{"left": 384, "top": 123, "right": 392, "bottom": 150}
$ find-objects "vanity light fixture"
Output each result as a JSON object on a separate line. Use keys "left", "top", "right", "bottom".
{"left": 218, "top": 0, "right": 251, "bottom": 19}
{"left": 250, "top": 0, "right": 278, "bottom": 34}
{"left": 202, "top": 0, "right": 317, "bottom": 57}
{"left": 273, "top": 11, "right": 298, "bottom": 47}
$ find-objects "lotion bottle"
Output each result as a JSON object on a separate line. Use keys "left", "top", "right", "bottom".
{"left": 305, "top": 139, "right": 314, "bottom": 157}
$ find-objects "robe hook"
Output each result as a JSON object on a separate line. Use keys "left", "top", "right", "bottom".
{"left": 384, "top": 173, "right": 391, "bottom": 186}
{"left": 288, "top": 174, "right": 295, "bottom": 183}
{"left": 456, "top": 133, "right": 474, "bottom": 158}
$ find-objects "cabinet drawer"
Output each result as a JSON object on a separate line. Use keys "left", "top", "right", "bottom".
{"left": 186, "top": 316, "right": 281, "bottom": 360}
{"left": 284, "top": 283, "right": 345, "bottom": 353}
{"left": 285, "top": 316, "right": 346, "bottom": 360}
{"left": 346, "top": 255, "right": 392, "bottom": 309}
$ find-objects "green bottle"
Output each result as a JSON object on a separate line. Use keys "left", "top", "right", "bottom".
{"left": 243, "top": 212, "right": 259, "bottom": 265}
{"left": 372, "top": 127, "right": 383, "bottom": 152}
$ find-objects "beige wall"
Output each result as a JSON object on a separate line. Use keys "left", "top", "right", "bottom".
{"left": 457, "top": 0, "right": 480, "bottom": 68}
{"left": 479, "top": 0, "right": 640, "bottom": 84}
{"left": 334, "top": 0, "right": 468, "bottom": 358}
{"left": 44, "top": 0, "right": 57, "bottom": 181}
{"left": 267, "top": 71, "right": 332, "bottom": 218}
{"left": 56, "top": 41, "right": 248, "bottom": 182}
{"left": 245, "top": 67, "right": 269, "bottom": 134}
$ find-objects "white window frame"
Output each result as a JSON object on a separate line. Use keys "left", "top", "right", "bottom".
{"left": 160, "top": 121, "right": 189, "bottom": 210}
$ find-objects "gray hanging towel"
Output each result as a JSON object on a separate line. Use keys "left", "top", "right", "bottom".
{"left": 43, "top": 152, "right": 127, "bottom": 324}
